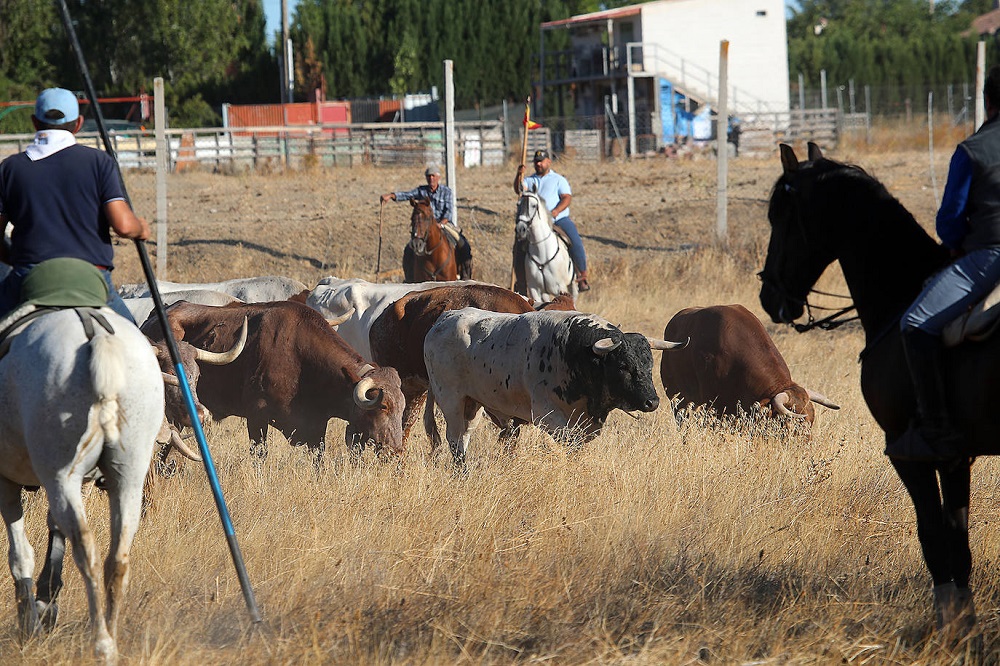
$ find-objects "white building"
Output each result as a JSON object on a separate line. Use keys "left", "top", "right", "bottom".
{"left": 535, "top": 0, "right": 790, "bottom": 153}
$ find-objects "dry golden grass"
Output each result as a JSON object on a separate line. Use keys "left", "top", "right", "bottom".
{"left": 4, "top": 142, "right": 1000, "bottom": 664}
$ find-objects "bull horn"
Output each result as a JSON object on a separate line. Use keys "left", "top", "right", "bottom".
{"left": 592, "top": 338, "right": 621, "bottom": 356}
{"left": 807, "top": 388, "right": 840, "bottom": 410}
{"left": 326, "top": 307, "right": 356, "bottom": 327}
{"left": 194, "top": 317, "right": 248, "bottom": 365}
{"left": 354, "top": 377, "right": 383, "bottom": 410}
{"left": 161, "top": 371, "right": 180, "bottom": 387}
{"left": 169, "top": 428, "right": 202, "bottom": 462}
{"left": 772, "top": 392, "right": 807, "bottom": 419}
{"left": 647, "top": 336, "right": 690, "bottom": 351}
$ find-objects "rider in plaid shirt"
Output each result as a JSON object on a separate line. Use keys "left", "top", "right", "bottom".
{"left": 381, "top": 165, "right": 473, "bottom": 280}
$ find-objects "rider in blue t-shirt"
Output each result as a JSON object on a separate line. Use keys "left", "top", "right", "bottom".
{"left": 515, "top": 149, "right": 589, "bottom": 292}
{"left": 0, "top": 87, "right": 150, "bottom": 320}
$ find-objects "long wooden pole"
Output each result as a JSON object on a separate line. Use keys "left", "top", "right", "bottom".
{"left": 520, "top": 96, "right": 531, "bottom": 170}
{"left": 56, "top": 0, "right": 262, "bottom": 627}
{"left": 511, "top": 96, "right": 532, "bottom": 291}
{"left": 375, "top": 200, "right": 384, "bottom": 283}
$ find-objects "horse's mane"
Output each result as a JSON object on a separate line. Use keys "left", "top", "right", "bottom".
{"left": 770, "top": 155, "right": 924, "bottom": 239}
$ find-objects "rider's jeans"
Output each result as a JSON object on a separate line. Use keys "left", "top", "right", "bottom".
{"left": 553, "top": 216, "right": 587, "bottom": 272}
{"left": 901, "top": 246, "right": 1000, "bottom": 335}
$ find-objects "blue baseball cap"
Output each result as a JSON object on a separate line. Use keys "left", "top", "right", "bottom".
{"left": 34, "top": 88, "right": 80, "bottom": 124}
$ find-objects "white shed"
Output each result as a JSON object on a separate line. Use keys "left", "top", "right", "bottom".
{"left": 536, "top": 0, "right": 790, "bottom": 153}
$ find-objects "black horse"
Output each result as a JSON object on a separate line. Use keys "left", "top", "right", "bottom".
{"left": 759, "top": 142, "right": 991, "bottom": 633}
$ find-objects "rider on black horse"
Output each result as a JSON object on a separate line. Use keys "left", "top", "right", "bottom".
{"left": 380, "top": 164, "right": 473, "bottom": 281}
{"left": 889, "top": 65, "right": 1000, "bottom": 462}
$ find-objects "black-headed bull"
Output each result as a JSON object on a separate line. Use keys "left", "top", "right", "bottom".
{"left": 423, "top": 308, "right": 686, "bottom": 466}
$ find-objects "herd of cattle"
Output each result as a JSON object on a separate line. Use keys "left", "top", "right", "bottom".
{"left": 122, "top": 275, "right": 841, "bottom": 468}
{"left": 0, "top": 272, "right": 845, "bottom": 662}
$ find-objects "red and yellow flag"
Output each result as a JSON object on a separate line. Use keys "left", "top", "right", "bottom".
{"left": 523, "top": 105, "right": 541, "bottom": 130}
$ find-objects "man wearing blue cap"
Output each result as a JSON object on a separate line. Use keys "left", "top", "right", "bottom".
{"left": 0, "top": 87, "right": 150, "bottom": 320}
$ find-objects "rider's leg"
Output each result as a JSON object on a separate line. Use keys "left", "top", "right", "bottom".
{"left": 888, "top": 247, "right": 1000, "bottom": 460}
{"left": 553, "top": 217, "right": 589, "bottom": 290}
{"left": 512, "top": 241, "right": 527, "bottom": 295}
{"left": 402, "top": 243, "right": 415, "bottom": 283}
{"left": 456, "top": 234, "right": 473, "bottom": 280}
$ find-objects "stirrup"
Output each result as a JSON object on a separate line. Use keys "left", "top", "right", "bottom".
{"left": 577, "top": 277, "right": 590, "bottom": 292}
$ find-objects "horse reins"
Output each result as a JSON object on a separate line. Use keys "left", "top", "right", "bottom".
{"left": 756, "top": 271, "right": 858, "bottom": 332}
{"left": 518, "top": 197, "right": 565, "bottom": 272}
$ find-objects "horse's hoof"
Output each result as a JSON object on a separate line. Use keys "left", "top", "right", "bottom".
{"left": 35, "top": 599, "right": 58, "bottom": 631}
{"left": 934, "top": 582, "right": 977, "bottom": 638}
{"left": 15, "top": 578, "right": 39, "bottom": 642}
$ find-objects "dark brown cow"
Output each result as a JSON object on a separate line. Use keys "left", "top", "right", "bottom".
{"left": 369, "top": 283, "right": 548, "bottom": 448}
{"left": 142, "top": 300, "right": 405, "bottom": 461}
{"left": 660, "top": 304, "right": 838, "bottom": 423}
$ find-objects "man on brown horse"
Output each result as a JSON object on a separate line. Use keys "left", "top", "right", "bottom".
{"left": 380, "top": 165, "right": 473, "bottom": 281}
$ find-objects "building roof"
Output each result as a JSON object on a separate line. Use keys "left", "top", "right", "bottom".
{"left": 968, "top": 8, "right": 1000, "bottom": 37}
{"left": 541, "top": 5, "right": 643, "bottom": 30}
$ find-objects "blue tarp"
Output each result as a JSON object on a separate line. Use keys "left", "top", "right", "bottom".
{"left": 659, "top": 78, "right": 694, "bottom": 144}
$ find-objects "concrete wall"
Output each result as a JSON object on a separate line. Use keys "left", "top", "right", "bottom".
{"left": 640, "top": 0, "right": 790, "bottom": 113}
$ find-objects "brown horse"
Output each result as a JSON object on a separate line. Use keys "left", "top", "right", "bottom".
{"left": 759, "top": 142, "right": 986, "bottom": 635}
{"left": 407, "top": 198, "right": 457, "bottom": 282}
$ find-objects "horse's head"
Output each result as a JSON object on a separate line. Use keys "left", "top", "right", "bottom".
{"left": 410, "top": 198, "right": 434, "bottom": 255}
{"left": 515, "top": 189, "right": 545, "bottom": 242}
{"left": 759, "top": 142, "right": 845, "bottom": 325}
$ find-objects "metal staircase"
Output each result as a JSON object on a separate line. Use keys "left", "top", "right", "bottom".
{"left": 625, "top": 42, "right": 781, "bottom": 120}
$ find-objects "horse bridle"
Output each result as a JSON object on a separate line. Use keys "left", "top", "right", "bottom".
{"left": 410, "top": 208, "right": 454, "bottom": 278}
{"left": 518, "top": 195, "right": 563, "bottom": 271}
{"left": 756, "top": 270, "right": 857, "bottom": 332}
{"left": 758, "top": 179, "right": 857, "bottom": 332}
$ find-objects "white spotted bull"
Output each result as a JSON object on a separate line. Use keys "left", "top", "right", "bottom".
{"left": 424, "top": 308, "right": 687, "bottom": 467}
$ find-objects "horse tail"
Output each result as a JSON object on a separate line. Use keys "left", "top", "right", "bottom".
{"left": 90, "top": 331, "right": 128, "bottom": 444}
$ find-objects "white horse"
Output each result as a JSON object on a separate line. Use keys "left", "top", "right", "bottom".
{"left": 515, "top": 190, "right": 578, "bottom": 304}
{"left": 0, "top": 308, "right": 164, "bottom": 662}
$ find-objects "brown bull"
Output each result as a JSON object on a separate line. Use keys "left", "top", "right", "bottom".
{"left": 142, "top": 300, "right": 405, "bottom": 461}
{"left": 660, "top": 304, "right": 838, "bottom": 423}
{"left": 369, "top": 283, "right": 571, "bottom": 449}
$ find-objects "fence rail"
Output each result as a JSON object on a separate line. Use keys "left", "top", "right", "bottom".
{"left": 0, "top": 120, "right": 507, "bottom": 171}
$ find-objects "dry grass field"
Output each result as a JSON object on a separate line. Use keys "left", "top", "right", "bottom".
{"left": 5, "top": 137, "right": 1000, "bottom": 664}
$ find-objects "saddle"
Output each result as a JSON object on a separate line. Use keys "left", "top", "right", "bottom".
{"left": 942, "top": 283, "right": 1000, "bottom": 347}
{"left": 0, "top": 305, "right": 114, "bottom": 360}
{"left": 0, "top": 258, "right": 116, "bottom": 360}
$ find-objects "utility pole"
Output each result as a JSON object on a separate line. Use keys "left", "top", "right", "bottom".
{"left": 281, "top": 0, "right": 290, "bottom": 104}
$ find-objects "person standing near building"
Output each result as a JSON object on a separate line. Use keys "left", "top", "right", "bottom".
{"left": 381, "top": 164, "right": 473, "bottom": 280}
{"left": 515, "top": 149, "right": 590, "bottom": 291}
{"left": 0, "top": 87, "right": 150, "bottom": 320}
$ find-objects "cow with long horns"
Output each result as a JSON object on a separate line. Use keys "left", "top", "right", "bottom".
{"left": 142, "top": 300, "right": 405, "bottom": 461}
{"left": 660, "top": 304, "right": 839, "bottom": 424}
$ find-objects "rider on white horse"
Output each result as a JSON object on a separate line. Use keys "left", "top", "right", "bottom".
{"left": 514, "top": 149, "right": 590, "bottom": 292}
{"left": 380, "top": 164, "right": 473, "bottom": 280}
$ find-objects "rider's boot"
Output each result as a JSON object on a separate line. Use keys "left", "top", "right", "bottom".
{"left": 885, "top": 328, "right": 964, "bottom": 461}
{"left": 576, "top": 270, "right": 591, "bottom": 292}
{"left": 459, "top": 257, "right": 473, "bottom": 280}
